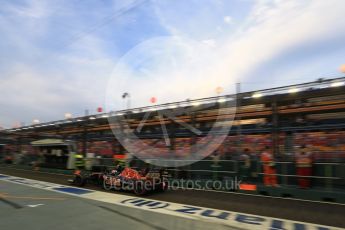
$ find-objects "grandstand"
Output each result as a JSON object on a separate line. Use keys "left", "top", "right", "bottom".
{"left": 1, "top": 76, "right": 345, "bottom": 201}
{"left": 2, "top": 77, "right": 345, "bottom": 162}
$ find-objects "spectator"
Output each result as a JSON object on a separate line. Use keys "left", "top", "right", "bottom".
{"left": 239, "top": 148, "right": 251, "bottom": 182}
{"left": 295, "top": 145, "right": 313, "bottom": 189}
{"left": 260, "top": 146, "right": 278, "bottom": 187}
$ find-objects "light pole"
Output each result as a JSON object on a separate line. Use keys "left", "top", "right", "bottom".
{"left": 121, "top": 92, "right": 131, "bottom": 166}
{"left": 236, "top": 82, "right": 242, "bottom": 155}
{"left": 122, "top": 92, "right": 131, "bottom": 110}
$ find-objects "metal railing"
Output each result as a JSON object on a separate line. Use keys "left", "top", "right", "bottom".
{"left": 80, "top": 157, "right": 345, "bottom": 191}
{"left": 2, "top": 154, "right": 344, "bottom": 192}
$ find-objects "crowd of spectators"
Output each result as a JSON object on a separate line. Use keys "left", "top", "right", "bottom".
{"left": 2, "top": 131, "right": 344, "bottom": 165}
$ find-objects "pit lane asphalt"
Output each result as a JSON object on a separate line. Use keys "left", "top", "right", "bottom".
{"left": 1, "top": 167, "right": 344, "bottom": 228}
{"left": 0, "top": 180, "right": 232, "bottom": 230}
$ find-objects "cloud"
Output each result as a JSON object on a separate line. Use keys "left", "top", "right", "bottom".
{"left": 105, "top": 0, "right": 345, "bottom": 111}
{"left": 202, "top": 39, "right": 216, "bottom": 47}
{"left": 117, "top": 0, "right": 345, "bottom": 104}
{"left": 1, "top": 0, "right": 345, "bottom": 127}
{"left": 223, "top": 16, "right": 233, "bottom": 24}
{"left": 106, "top": 36, "right": 230, "bottom": 111}
{"left": 223, "top": 0, "right": 345, "bottom": 81}
{"left": 1, "top": 0, "right": 50, "bottom": 19}
{"left": 0, "top": 1, "right": 119, "bottom": 127}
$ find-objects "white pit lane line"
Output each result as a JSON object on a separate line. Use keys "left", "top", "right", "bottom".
{"left": 0, "top": 174, "right": 341, "bottom": 230}
{"left": 4, "top": 167, "right": 344, "bottom": 207}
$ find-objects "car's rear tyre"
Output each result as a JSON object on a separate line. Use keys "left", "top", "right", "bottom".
{"left": 74, "top": 175, "right": 86, "bottom": 187}
{"left": 134, "top": 180, "right": 147, "bottom": 195}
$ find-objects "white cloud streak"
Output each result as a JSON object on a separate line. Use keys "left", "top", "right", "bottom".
{"left": 1, "top": 0, "right": 345, "bottom": 127}
{"left": 106, "top": 0, "right": 345, "bottom": 109}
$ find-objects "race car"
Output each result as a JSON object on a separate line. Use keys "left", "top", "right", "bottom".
{"left": 69, "top": 165, "right": 168, "bottom": 195}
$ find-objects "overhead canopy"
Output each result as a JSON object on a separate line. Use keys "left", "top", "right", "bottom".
{"left": 31, "top": 139, "right": 72, "bottom": 146}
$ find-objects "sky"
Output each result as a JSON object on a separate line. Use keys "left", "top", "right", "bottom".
{"left": 0, "top": 0, "right": 345, "bottom": 128}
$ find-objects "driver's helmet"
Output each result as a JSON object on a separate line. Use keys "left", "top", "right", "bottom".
{"left": 115, "top": 164, "right": 124, "bottom": 173}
